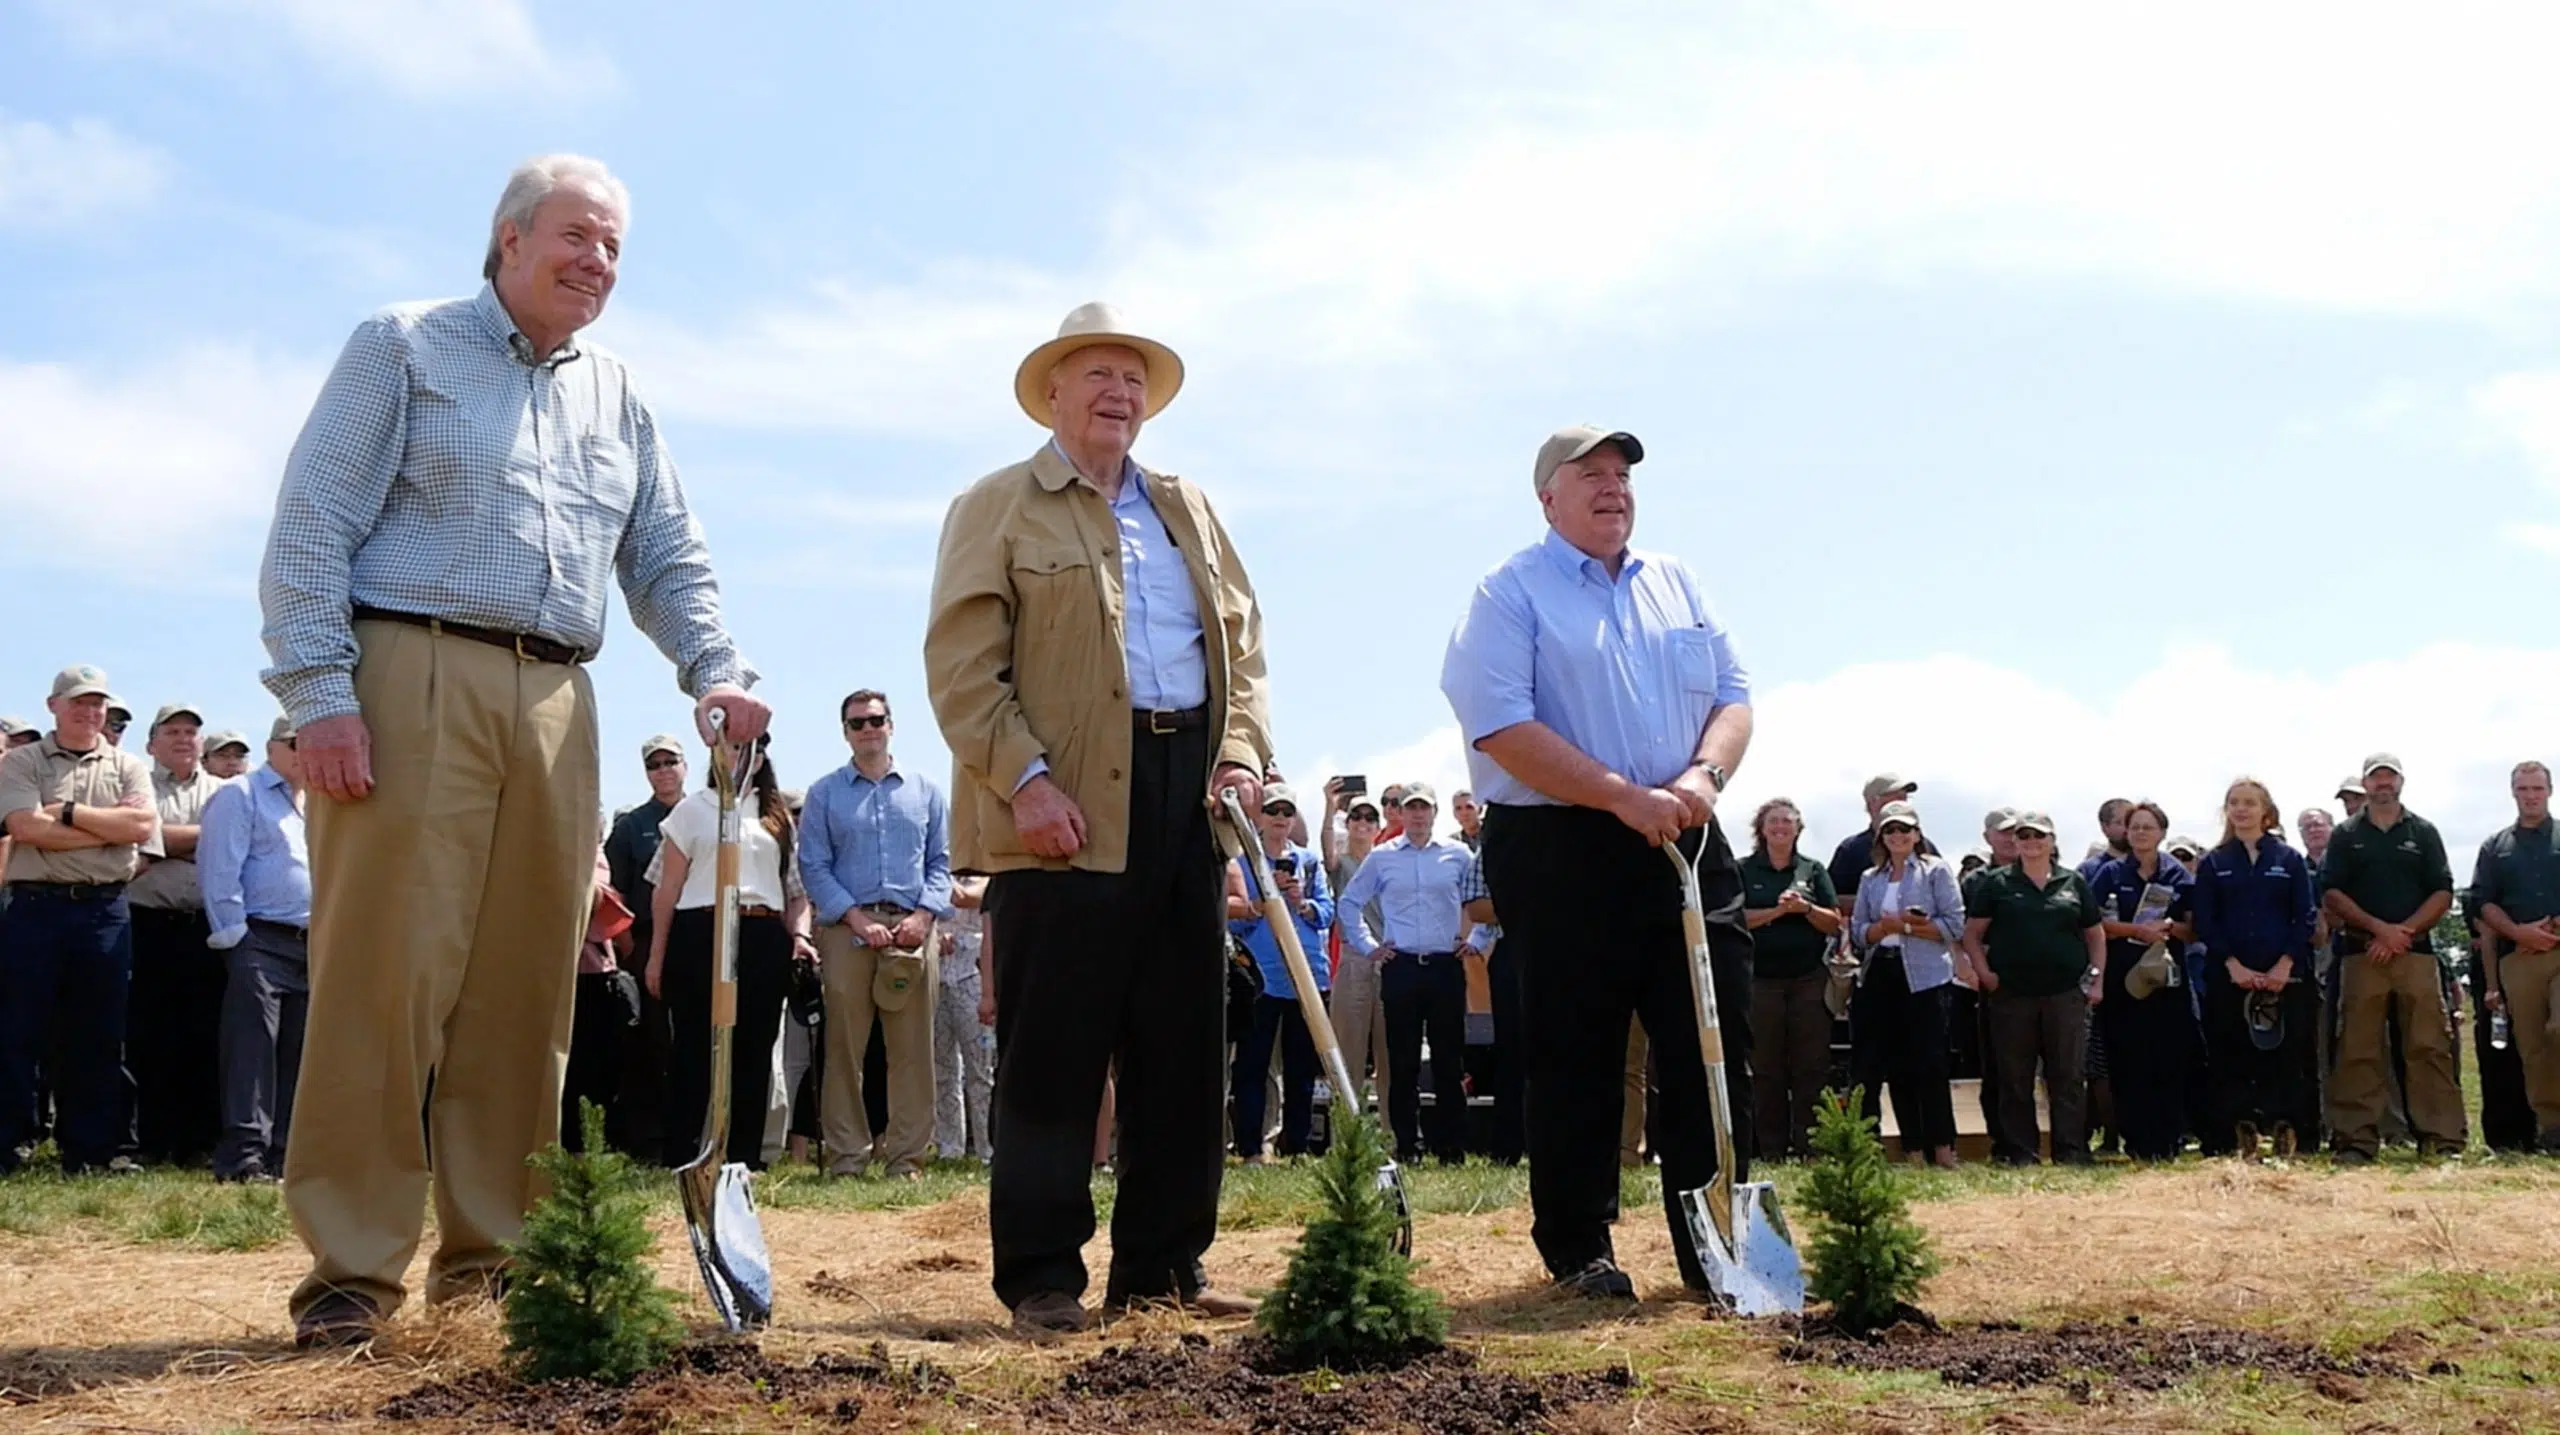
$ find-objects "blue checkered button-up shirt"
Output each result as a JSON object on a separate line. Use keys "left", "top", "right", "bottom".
{"left": 259, "top": 285, "right": 754, "bottom": 724}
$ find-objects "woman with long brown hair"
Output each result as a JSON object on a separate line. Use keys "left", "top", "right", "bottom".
{"left": 1848, "top": 801, "right": 1968, "bottom": 1167}
{"left": 1740, "top": 798, "right": 1840, "bottom": 1160}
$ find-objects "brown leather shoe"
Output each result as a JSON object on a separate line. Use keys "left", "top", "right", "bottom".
{"left": 1010, "top": 1290, "right": 1090, "bottom": 1340}
{"left": 1184, "top": 1287, "right": 1256, "bottom": 1319}
{"left": 293, "top": 1289, "right": 384, "bottom": 1350}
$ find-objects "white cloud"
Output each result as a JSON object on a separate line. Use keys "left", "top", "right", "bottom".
{"left": 0, "top": 348, "right": 319, "bottom": 581}
{"left": 42, "top": 0, "right": 609, "bottom": 99}
{"left": 614, "top": 1, "right": 2560, "bottom": 443}
{"left": 1311, "top": 641, "right": 2559, "bottom": 865}
{"left": 0, "top": 113, "right": 170, "bottom": 230}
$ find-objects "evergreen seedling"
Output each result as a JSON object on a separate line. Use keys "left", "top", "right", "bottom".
{"left": 1801, "top": 1087, "right": 1940, "bottom": 1333}
{"left": 1255, "top": 1111, "right": 1445, "bottom": 1368}
{"left": 501, "top": 1100, "right": 685, "bottom": 1384}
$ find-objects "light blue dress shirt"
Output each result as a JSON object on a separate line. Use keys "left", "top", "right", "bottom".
{"left": 261, "top": 285, "right": 754, "bottom": 725}
{"left": 196, "top": 765, "right": 311, "bottom": 949}
{"left": 1440, "top": 528, "right": 1750, "bottom": 807}
{"left": 1232, "top": 841, "right": 1335, "bottom": 999}
{"left": 1336, "top": 837, "right": 1475, "bottom": 957}
{"left": 798, "top": 761, "right": 955, "bottom": 927}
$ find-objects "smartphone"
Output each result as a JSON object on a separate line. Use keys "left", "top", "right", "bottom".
{"left": 1905, "top": 906, "right": 1929, "bottom": 919}
{"left": 1274, "top": 854, "right": 1299, "bottom": 877}
{"left": 1338, "top": 774, "right": 1368, "bottom": 797}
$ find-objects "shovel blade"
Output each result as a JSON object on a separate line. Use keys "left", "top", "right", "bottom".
{"left": 677, "top": 1158, "right": 773, "bottom": 1332}
{"left": 1376, "top": 1162, "right": 1416, "bottom": 1257}
{"left": 1678, "top": 1181, "right": 1804, "bottom": 1317}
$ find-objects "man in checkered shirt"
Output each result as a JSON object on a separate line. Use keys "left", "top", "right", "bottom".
{"left": 257, "top": 153, "right": 768, "bottom": 1349}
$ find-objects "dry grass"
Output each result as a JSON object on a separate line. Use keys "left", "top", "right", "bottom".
{"left": 0, "top": 1160, "right": 2552, "bottom": 1432}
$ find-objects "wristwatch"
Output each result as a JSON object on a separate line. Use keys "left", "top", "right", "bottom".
{"left": 58, "top": 800, "right": 74, "bottom": 827}
{"left": 1692, "top": 760, "right": 1728, "bottom": 791}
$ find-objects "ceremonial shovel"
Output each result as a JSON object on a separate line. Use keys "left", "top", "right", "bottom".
{"left": 1219, "top": 788, "right": 1415, "bottom": 1256}
{"left": 676, "top": 707, "right": 775, "bottom": 1331}
{"left": 1666, "top": 842, "right": 1805, "bottom": 1316}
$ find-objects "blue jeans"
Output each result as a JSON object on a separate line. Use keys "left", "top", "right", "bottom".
{"left": 0, "top": 887, "right": 134, "bottom": 1171}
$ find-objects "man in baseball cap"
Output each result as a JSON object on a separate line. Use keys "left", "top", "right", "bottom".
{"left": 1830, "top": 773, "right": 1924, "bottom": 904}
{"left": 203, "top": 731, "right": 254, "bottom": 780}
{"left": 599, "top": 733, "right": 694, "bottom": 1160}
{"left": 127, "top": 700, "right": 229, "bottom": 1166}
{"left": 1531, "top": 425, "right": 1644, "bottom": 495}
{"left": 2320, "top": 752, "right": 2462, "bottom": 1160}
{"left": 0, "top": 717, "right": 35, "bottom": 750}
{"left": 0, "top": 663, "right": 161, "bottom": 1174}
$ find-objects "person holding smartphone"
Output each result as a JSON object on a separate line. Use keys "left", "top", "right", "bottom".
{"left": 1848, "top": 801, "right": 1968, "bottom": 1167}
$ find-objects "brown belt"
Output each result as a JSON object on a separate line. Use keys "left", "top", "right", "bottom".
{"left": 740, "top": 904, "right": 781, "bottom": 919}
{"left": 353, "top": 606, "right": 591, "bottom": 666}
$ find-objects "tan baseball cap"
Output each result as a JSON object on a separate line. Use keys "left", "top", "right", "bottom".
{"left": 2360, "top": 752, "right": 2404, "bottom": 779}
{"left": 2009, "top": 810, "right": 2058, "bottom": 837}
{"left": 269, "top": 715, "right": 299, "bottom": 744}
{"left": 203, "top": 729, "right": 251, "bottom": 754}
{"left": 1261, "top": 783, "right": 1300, "bottom": 811}
{"left": 641, "top": 733, "right": 687, "bottom": 761}
{"left": 0, "top": 715, "right": 32, "bottom": 737}
{"left": 1533, "top": 425, "right": 1643, "bottom": 494}
{"left": 1862, "top": 772, "right": 1918, "bottom": 802}
{"left": 151, "top": 702, "right": 205, "bottom": 731}
{"left": 1983, "top": 806, "right": 2018, "bottom": 833}
{"left": 1398, "top": 781, "right": 1439, "bottom": 808}
{"left": 50, "top": 664, "right": 111, "bottom": 701}
{"left": 1877, "top": 800, "right": 1921, "bottom": 829}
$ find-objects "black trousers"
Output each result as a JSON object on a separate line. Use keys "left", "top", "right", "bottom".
{"left": 608, "top": 919, "right": 673, "bottom": 1160}
{"left": 1482, "top": 941, "right": 1526, "bottom": 1162}
{"left": 1381, "top": 951, "right": 1468, "bottom": 1162}
{"left": 2097, "top": 943, "right": 2192, "bottom": 1160}
{"left": 1231, "top": 992, "right": 1320, "bottom": 1157}
{"left": 985, "top": 719, "right": 1225, "bottom": 1309}
{"left": 1483, "top": 803, "right": 1753, "bottom": 1287}
{"left": 2203, "top": 974, "right": 2318, "bottom": 1139}
{"left": 2470, "top": 954, "right": 2536, "bottom": 1152}
{"left": 1850, "top": 956, "right": 1956, "bottom": 1155}
{"left": 126, "top": 904, "right": 224, "bottom": 1164}
{"left": 563, "top": 969, "right": 637, "bottom": 1145}
{"left": 660, "top": 909, "right": 792, "bottom": 1170}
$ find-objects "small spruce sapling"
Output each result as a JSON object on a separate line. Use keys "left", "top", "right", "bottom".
{"left": 1801, "top": 1087, "right": 1939, "bottom": 1333}
{"left": 1254, "top": 1111, "right": 1445, "bottom": 1368}
{"left": 501, "top": 1099, "right": 685, "bottom": 1383}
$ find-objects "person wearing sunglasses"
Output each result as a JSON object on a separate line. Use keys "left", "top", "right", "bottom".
{"left": 600, "top": 735, "right": 690, "bottom": 1158}
{"left": 1963, "top": 811, "right": 2105, "bottom": 1165}
{"left": 799, "top": 690, "right": 954, "bottom": 1180}
{"left": 1225, "top": 784, "right": 1332, "bottom": 1161}
{"left": 1848, "top": 800, "right": 1966, "bottom": 1168}
{"left": 103, "top": 700, "right": 133, "bottom": 749}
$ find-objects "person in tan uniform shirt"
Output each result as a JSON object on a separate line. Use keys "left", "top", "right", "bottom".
{"left": 127, "top": 702, "right": 230, "bottom": 1166}
{"left": 0, "top": 664, "right": 162, "bottom": 1175}
{"left": 926, "top": 303, "right": 1270, "bottom": 1338}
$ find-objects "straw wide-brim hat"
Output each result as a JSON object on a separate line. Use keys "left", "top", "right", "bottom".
{"left": 1014, "top": 302, "right": 1184, "bottom": 427}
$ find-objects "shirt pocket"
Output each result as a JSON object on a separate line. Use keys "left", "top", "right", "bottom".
{"left": 1668, "top": 628, "right": 1720, "bottom": 694}
{"left": 1011, "top": 540, "right": 1094, "bottom": 638}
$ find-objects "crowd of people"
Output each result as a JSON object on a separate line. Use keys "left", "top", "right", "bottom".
{"left": 7, "top": 150, "right": 2555, "bottom": 1351}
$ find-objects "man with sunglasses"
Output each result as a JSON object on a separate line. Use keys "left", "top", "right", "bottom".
{"left": 103, "top": 700, "right": 133, "bottom": 749}
{"left": 800, "top": 690, "right": 953, "bottom": 1179}
{"left": 198, "top": 717, "right": 311, "bottom": 1184}
{"left": 603, "top": 735, "right": 688, "bottom": 1158}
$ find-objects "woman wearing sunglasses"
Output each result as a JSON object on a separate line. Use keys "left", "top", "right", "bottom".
{"left": 1963, "top": 811, "right": 2105, "bottom": 1165}
{"left": 1848, "top": 800, "right": 1968, "bottom": 1167}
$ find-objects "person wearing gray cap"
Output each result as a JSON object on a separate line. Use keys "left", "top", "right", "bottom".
{"left": 2319, "top": 753, "right": 2462, "bottom": 1160}
{"left": 1829, "top": 774, "right": 1921, "bottom": 899}
{"left": 197, "top": 718, "right": 312, "bottom": 1183}
{"left": 0, "top": 664, "right": 161, "bottom": 1176}
{"left": 126, "top": 701, "right": 230, "bottom": 1167}
{"left": 257, "top": 153, "right": 769, "bottom": 1347}
{"left": 203, "top": 732, "right": 253, "bottom": 781}
{"left": 1961, "top": 810, "right": 2105, "bottom": 1165}
{"left": 1441, "top": 424, "right": 1756, "bottom": 1300}
{"left": 0, "top": 717, "right": 35, "bottom": 751}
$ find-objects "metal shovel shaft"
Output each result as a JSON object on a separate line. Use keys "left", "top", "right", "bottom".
{"left": 1671, "top": 845, "right": 1741, "bottom": 1249}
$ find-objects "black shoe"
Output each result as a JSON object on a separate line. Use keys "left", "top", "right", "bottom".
{"left": 2536, "top": 1128, "right": 2560, "bottom": 1155}
{"left": 1010, "top": 1290, "right": 1090, "bottom": 1340}
{"left": 64, "top": 1155, "right": 143, "bottom": 1177}
{"left": 294, "top": 1289, "right": 384, "bottom": 1349}
{"left": 216, "top": 1161, "right": 277, "bottom": 1186}
{"left": 2333, "top": 1147, "right": 2376, "bottom": 1167}
{"left": 1555, "top": 1258, "right": 1636, "bottom": 1300}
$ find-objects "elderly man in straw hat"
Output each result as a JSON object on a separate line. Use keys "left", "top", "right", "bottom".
{"left": 926, "top": 303, "right": 1271, "bottom": 1338}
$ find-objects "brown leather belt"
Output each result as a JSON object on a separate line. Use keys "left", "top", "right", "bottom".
{"left": 1134, "top": 705, "right": 1209, "bottom": 734}
{"left": 354, "top": 606, "right": 591, "bottom": 666}
{"left": 740, "top": 904, "right": 782, "bottom": 919}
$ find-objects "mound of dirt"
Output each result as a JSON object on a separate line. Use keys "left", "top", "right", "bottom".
{"left": 1039, "top": 1333, "right": 1634, "bottom": 1435}
{"left": 1783, "top": 1314, "right": 2410, "bottom": 1397}
{"left": 377, "top": 1339, "right": 948, "bottom": 1431}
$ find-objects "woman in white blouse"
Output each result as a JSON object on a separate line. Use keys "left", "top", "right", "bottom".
{"left": 1849, "top": 800, "right": 1973, "bottom": 1168}
{"left": 645, "top": 738, "right": 807, "bottom": 1170}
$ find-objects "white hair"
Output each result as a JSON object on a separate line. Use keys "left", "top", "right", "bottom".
{"left": 482, "top": 154, "right": 630, "bottom": 280}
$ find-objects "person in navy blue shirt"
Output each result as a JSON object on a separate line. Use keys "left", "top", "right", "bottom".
{"left": 2089, "top": 802, "right": 2195, "bottom": 1162}
{"left": 1225, "top": 785, "right": 1333, "bottom": 1161}
{"left": 2190, "top": 778, "right": 2318, "bottom": 1155}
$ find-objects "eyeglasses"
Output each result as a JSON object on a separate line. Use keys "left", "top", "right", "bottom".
{"left": 1264, "top": 804, "right": 1297, "bottom": 819}
{"left": 1879, "top": 823, "right": 1916, "bottom": 836}
{"left": 104, "top": 718, "right": 130, "bottom": 733}
{"left": 843, "top": 714, "right": 890, "bottom": 731}
{"left": 645, "top": 756, "right": 683, "bottom": 771}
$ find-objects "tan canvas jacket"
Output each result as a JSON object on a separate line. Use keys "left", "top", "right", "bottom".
{"left": 925, "top": 444, "right": 1270, "bottom": 874}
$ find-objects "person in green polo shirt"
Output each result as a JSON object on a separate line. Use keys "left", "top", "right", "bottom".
{"left": 2476, "top": 759, "right": 2560, "bottom": 1153}
{"left": 2320, "top": 753, "right": 2462, "bottom": 1161}
{"left": 1739, "top": 797, "right": 1840, "bottom": 1161}
{"left": 1962, "top": 810, "right": 2104, "bottom": 1166}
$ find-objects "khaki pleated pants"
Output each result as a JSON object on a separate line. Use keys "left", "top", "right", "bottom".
{"left": 818, "top": 915, "right": 940, "bottom": 1175}
{"left": 285, "top": 621, "right": 597, "bottom": 1318}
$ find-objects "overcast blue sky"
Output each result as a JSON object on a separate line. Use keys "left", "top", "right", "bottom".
{"left": 5, "top": 1, "right": 2558, "bottom": 859}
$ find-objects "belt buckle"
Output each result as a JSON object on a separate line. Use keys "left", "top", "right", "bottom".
{"left": 1147, "top": 709, "right": 1177, "bottom": 735}
{"left": 510, "top": 633, "right": 535, "bottom": 663}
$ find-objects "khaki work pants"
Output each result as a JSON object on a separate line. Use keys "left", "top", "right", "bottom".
{"left": 2332, "top": 947, "right": 2467, "bottom": 1155}
{"left": 1327, "top": 947, "right": 1394, "bottom": 1124}
{"left": 287, "top": 621, "right": 596, "bottom": 1318}
{"left": 2499, "top": 946, "right": 2560, "bottom": 1135}
{"left": 1619, "top": 1017, "right": 1648, "bottom": 1165}
{"left": 819, "top": 913, "right": 939, "bottom": 1175}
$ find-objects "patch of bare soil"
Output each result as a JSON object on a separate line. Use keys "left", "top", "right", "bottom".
{"left": 1782, "top": 1313, "right": 2410, "bottom": 1398}
{"left": 1035, "top": 1332, "right": 1635, "bottom": 1435}
{"left": 375, "top": 1339, "right": 950, "bottom": 1432}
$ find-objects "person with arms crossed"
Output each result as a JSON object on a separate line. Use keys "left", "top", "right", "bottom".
{"left": 258, "top": 154, "right": 767, "bottom": 1346}
{"left": 1441, "top": 425, "right": 1754, "bottom": 1299}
